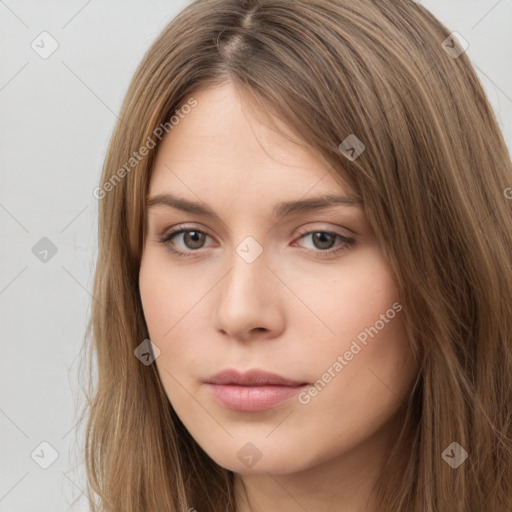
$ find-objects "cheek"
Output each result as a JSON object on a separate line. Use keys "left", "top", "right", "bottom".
{"left": 139, "top": 249, "right": 191, "bottom": 333}
{"left": 139, "top": 260, "right": 167, "bottom": 337}
{"left": 290, "top": 246, "right": 414, "bottom": 404}
{"left": 138, "top": 251, "right": 210, "bottom": 368}
{"left": 284, "top": 245, "right": 401, "bottom": 345}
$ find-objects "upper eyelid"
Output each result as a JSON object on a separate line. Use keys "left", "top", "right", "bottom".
{"left": 158, "top": 224, "right": 213, "bottom": 239}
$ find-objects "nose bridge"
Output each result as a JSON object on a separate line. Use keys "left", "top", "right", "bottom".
{"left": 224, "top": 236, "right": 270, "bottom": 305}
{"left": 214, "top": 234, "right": 280, "bottom": 337}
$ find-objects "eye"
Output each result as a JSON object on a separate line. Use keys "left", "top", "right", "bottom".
{"left": 157, "top": 226, "right": 355, "bottom": 259}
{"left": 292, "top": 230, "right": 355, "bottom": 258}
{"left": 158, "top": 227, "right": 213, "bottom": 257}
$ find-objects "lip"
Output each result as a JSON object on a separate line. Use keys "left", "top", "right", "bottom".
{"left": 205, "top": 369, "right": 309, "bottom": 412}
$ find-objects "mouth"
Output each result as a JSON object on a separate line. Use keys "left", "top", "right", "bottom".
{"left": 204, "top": 368, "right": 309, "bottom": 412}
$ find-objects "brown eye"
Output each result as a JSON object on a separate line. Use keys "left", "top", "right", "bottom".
{"left": 181, "top": 231, "right": 207, "bottom": 249}
{"left": 158, "top": 228, "right": 213, "bottom": 257}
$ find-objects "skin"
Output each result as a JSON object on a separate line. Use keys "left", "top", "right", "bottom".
{"left": 139, "top": 80, "right": 419, "bottom": 512}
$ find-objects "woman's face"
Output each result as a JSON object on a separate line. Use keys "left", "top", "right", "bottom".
{"left": 139, "top": 81, "right": 418, "bottom": 476}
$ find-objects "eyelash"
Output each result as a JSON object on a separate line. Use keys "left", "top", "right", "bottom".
{"left": 157, "top": 225, "right": 355, "bottom": 259}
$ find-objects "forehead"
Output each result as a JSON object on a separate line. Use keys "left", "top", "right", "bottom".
{"left": 148, "top": 81, "right": 355, "bottom": 202}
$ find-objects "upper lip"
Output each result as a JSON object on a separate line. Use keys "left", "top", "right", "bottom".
{"left": 206, "top": 369, "right": 308, "bottom": 387}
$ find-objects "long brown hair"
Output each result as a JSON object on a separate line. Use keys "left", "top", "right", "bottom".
{"left": 80, "top": 1, "right": 512, "bottom": 510}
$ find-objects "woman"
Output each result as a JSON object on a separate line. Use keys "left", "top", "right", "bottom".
{"left": 82, "top": 1, "right": 512, "bottom": 510}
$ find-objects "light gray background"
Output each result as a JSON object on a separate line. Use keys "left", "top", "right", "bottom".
{"left": 1, "top": 1, "right": 511, "bottom": 510}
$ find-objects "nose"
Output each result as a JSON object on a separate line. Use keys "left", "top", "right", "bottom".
{"left": 213, "top": 245, "right": 285, "bottom": 342}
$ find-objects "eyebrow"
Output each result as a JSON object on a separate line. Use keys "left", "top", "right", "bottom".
{"left": 146, "top": 192, "right": 362, "bottom": 220}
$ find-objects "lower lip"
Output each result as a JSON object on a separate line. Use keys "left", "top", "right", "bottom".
{"left": 206, "top": 383, "right": 307, "bottom": 412}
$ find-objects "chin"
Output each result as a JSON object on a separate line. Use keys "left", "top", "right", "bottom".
{"left": 206, "top": 442, "right": 316, "bottom": 476}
